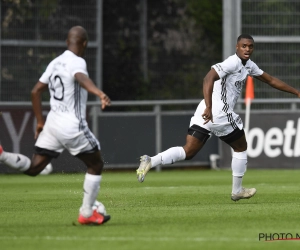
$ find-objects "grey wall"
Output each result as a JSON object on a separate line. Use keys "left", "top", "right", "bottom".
{"left": 0, "top": 107, "right": 218, "bottom": 173}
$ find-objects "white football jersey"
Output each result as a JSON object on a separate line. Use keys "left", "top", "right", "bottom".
{"left": 36, "top": 50, "right": 100, "bottom": 154}
{"left": 211, "top": 53, "right": 263, "bottom": 114}
{"left": 39, "top": 50, "right": 89, "bottom": 129}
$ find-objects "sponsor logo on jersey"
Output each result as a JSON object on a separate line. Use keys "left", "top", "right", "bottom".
{"left": 234, "top": 77, "right": 247, "bottom": 90}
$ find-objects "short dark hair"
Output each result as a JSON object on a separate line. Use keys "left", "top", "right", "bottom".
{"left": 237, "top": 34, "right": 254, "bottom": 43}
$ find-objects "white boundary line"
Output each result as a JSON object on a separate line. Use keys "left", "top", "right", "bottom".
{"left": 0, "top": 236, "right": 258, "bottom": 242}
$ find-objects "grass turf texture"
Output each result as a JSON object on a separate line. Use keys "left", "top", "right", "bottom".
{"left": 0, "top": 169, "right": 300, "bottom": 250}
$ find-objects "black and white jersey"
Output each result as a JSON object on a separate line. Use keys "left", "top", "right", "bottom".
{"left": 211, "top": 53, "right": 263, "bottom": 114}
{"left": 189, "top": 54, "right": 264, "bottom": 137}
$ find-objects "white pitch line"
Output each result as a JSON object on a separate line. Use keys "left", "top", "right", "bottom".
{"left": 142, "top": 186, "right": 196, "bottom": 189}
{"left": 0, "top": 236, "right": 258, "bottom": 242}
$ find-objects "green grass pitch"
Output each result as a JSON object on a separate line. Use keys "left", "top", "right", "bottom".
{"left": 0, "top": 169, "right": 300, "bottom": 250}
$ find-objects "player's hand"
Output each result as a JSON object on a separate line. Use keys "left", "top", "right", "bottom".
{"left": 35, "top": 122, "right": 44, "bottom": 140}
{"left": 202, "top": 108, "right": 213, "bottom": 125}
{"left": 100, "top": 93, "right": 111, "bottom": 110}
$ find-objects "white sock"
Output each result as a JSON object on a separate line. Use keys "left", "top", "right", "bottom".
{"left": 231, "top": 150, "right": 247, "bottom": 194}
{"left": 80, "top": 173, "right": 102, "bottom": 218}
{"left": 150, "top": 147, "right": 186, "bottom": 168}
{"left": 232, "top": 176, "right": 243, "bottom": 194}
{"left": 0, "top": 151, "right": 31, "bottom": 172}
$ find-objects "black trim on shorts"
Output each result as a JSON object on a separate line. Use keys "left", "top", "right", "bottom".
{"left": 34, "top": 146, "right": 60, "bottom": 158}
{"left": 187, "top": 125, "right": 211, "bottom": 143}
{"left": 219, "top": 128, "right": 245, "bottom": 144}
{"left": 75, "top": 146, "right": 99, "bottom": 157}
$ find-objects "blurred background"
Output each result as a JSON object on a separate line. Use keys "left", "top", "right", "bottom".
{"left": 0, "top": 0, "right": 222, "bottom": 102}
{"left": 1, "top": 0, "right": 300, "bottom": 172}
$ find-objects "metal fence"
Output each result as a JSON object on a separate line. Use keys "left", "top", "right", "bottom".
{"left": 1, "top": 0, "right": 218, "bottom": 103}
{"left": 2, "top": 0, "right": 300, "bottom": 104}
{"left": 242, "top": 0, "right": 300, "bottom": 99}
{"left": 0, "top": 0, "right": 102, "bottom": 101}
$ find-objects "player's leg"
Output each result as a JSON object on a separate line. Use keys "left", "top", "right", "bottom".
{"left": 25, "top": 153, "right": 52, "bottom": 176}
{"left": 25, "top": 147, "right": 59, "bottom": 176}
{"left": 0, "top": 145, "right": 31, "bottom": 171}
{"left": 220, "top": 129, "right": 256, "bottom": 201}
{"left": 0, "top": 145, "right": 52, "bottom": 176}
{"left": 137, "top": 125, "right": 210, "bottom": 182}
{"left": 63, "top": 125, "right": 110, "bottom": 225}
{"left": 76, "top": 149, "right": 110, "bottom": 225}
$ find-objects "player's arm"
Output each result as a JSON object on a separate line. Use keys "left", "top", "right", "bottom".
{"left": 202, "top": 68, "right": 220, "bottom": 124}
{"left": 255, "top": 72, "right": 300, "bottom": 97}
{"left": 31, "top": 81, "right": 48, "bottom": 139}
{"left": 75, "top": 72, "right": 111, "bottom": 109}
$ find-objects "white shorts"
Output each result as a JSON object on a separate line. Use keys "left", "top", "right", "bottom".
{"left": 189, "top": 100, "right": 243, "bottom": 137}
{"left": 35, "top": 115, "right": 100, "bottom": 156}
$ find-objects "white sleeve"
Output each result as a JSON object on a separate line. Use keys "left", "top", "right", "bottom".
{"left": 39, "top": 60, "right": 56, "bottom": 84}
{"left": 69, "top": 57, "right": 88, "bottom": 77}
{"left": 249, "top": 62, "right": 264, "bottom": 76}
{"left": 212, "top": 56, "right": 238, "bottom": 79}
